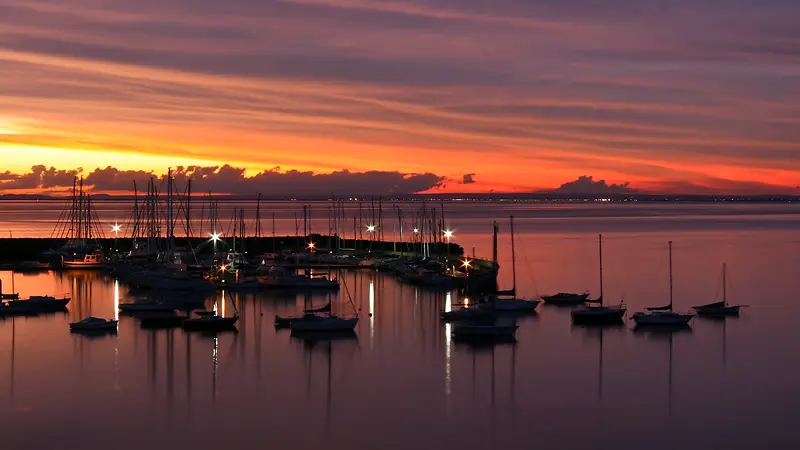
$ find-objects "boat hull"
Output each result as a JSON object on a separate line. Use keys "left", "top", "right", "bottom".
{"left": 63, "top": 262, "right": 104, "bottom": 270}
{"left": 693, "top": 305, "right": 741, "bottom": 316}
{"left": 182, "top": 316, "right": 239, "bottom": 331}
{"left": 480, "top": 298, "right": 541, "bottom": 312}
{"left": 70, "top": 321, "right": 118, "bottom": 331}
{"left": 541, "top": 293, "right": 589, "bottom": 306}
{"left": 632, "top": 311, "right": 693, "bottom": 326}
{"left": 6, "top": 297, "right": 71, "bottom": 311}
{"left": 571, "top": 306, "right": 626, "bottom": 324}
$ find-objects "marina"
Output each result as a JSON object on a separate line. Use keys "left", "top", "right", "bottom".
{"left": 0, "top": 199, "right": 797, "bottom": 450}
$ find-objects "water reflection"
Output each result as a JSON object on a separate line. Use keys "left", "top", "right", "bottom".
{"left": 0, "top": 247, "right": 797, "bottom": 450}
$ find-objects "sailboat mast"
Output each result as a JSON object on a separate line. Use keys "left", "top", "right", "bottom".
{"left": 668, "top": 240, "right": 673, "bottom": 311}
{"left": 723, "top": 262, "right": 727, "bottom": 304}
{"left": 599, "top": 234, "right": 604, "bottom": 305}
{"left": 510, "top": 216, "right": 516, "bottom": 292}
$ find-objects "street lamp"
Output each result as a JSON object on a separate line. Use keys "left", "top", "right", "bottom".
{"left": 444, "top": 229, "right": 454, "bottom": 260}
{"left": 111, "top": 223, "right": 121, "bottom": 255}
{"left": 461, "top": 258, "right": 471, "bottom": 275}
{"left": 307, "top": 241, "right": 316, "bottom": 252}
{"left": 210, "top": 231, "right": 221, "bottom": 253}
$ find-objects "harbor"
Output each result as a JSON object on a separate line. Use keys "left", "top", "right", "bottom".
{"left": 1, "top": 197, "right": 798, "bottom": 450}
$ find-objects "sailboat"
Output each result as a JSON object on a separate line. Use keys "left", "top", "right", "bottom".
{"left": 632, "top": 241, "right": 694, "bottom": 326}
{"left": 289, "top": 284, "right": 359, "bottom": 332}
{"left": 275, "top": 299, "right": 333, "bottom": 328}
{"left": 479, "top": 216, "right": 540, "bottom": 312}
{"left": 692, "top": 263, "right": 744, "bottom": 316}
{"left": 182, "top": 291, "right": 239, "bottom": 331}
{"left": 571, "top": 234, "right": 626, "bottom": 324}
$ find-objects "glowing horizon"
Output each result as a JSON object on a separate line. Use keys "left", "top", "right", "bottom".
{"left": 1, "top": 1, "right": 798, "bottom": 195}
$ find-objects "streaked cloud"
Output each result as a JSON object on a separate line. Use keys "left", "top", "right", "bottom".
{"left": 0, "top": 164, "right": 446, "bottom": 196}
{"left": 0, "top": 0, "right": 798, "bottom": 193}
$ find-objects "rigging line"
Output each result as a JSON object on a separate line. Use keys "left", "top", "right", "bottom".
{"left": 516, "top": 238, "right": 540, "bottom": 297}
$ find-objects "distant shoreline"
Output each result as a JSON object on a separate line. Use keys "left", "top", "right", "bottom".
{"left": 1, "top": 194, "right": 798, "bottom": 203}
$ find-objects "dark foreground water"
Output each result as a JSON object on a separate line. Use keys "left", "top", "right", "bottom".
{"left": 1, "top": 203, "right": 800, "bottom": 449}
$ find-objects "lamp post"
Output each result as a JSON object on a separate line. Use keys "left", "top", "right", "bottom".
{"left": 111, "top": 223, "right": 121, "bottom": 255}
{"left": 367, "top": 225, "right": 375, "bottom": 252}
{"left": 444, "top": 229, "right": 454, "bottom": 261}
{"left": 210, "top": 231, "right": 221, "bottom": 253}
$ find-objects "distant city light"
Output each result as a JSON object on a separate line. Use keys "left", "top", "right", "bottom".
{"left": 367, "top": 225, "right": 376, "bottom": 232}
{"left": 308, "top": 242, "right": 316, "bottom": 250}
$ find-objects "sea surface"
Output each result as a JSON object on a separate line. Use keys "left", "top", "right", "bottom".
{"left": 1, "top": 201, "right": 799, "bottom": 449}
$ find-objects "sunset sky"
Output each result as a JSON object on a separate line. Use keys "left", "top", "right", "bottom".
{"left": 1, "top": 0, "right": 798, "bottom": 194}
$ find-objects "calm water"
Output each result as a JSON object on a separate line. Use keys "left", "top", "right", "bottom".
{"left": 1, "top": 202, "right": 800, "bottom": 449}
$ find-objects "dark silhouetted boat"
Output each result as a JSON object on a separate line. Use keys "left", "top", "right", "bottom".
{"left": 70, "top": 317, "right": 118, "bottom": 331}
{"left": 632, "top": 241, "right": 693, "bottom": 326}
{"left": 183, "top": 311, "right": 239, "bottom": 331}
{"left": 693, "top": 263, "right": 744, "bottom": 316}
{"left": 571, "top": 234, "right": 626, "bottom": 324}
{"left": 6, "top": 295, "right": 71, "bottom": 311}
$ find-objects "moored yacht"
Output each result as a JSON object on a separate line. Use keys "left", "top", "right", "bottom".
{"left": 692, "top": 263, "right": 744, "bottom": 316}
{"left": 632, "top": 241, "right": 694, "bottom": 327}
{"left": 63, "top": 252, "right": 104, "bottom": 269}
{"left": 571, "top": 234, "right": 626, "bottom": 324}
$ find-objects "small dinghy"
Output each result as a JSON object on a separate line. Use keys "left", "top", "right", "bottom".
{"left": 275, "top": 302, "right": 332, "bottom": 328}
{"left": 183, "top": 311, "right": 239, "bottom": 331}
{"left": 70, "top": 317, "right": 118, "bottom": 331}
{"left": 692, "top": 263, "right": 744, "bottom": 316}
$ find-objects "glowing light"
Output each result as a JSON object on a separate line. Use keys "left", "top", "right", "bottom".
{"left": 113, "top": 280, "right": 120, "bottom": 321}
{"left": 369, "top": 279, "right": 375, "bottom": 345}
{"left": 464, "top": 297, "right": 470, "bottom": 306}
{"left": 111, "top": 223, "right": 121, "bottom": 235}
{"left": 210, "top": 232, "right": 221, "bottom": 242}
{"left": 220, "top": 264, "right": 226, "bottom": 273}
{"left": 307, "top": 242, "right": 316, "bottom": 250}
{"left": 443, "top": 230, "right": 454, "bottom": 239}
{"left": 444, "top": 291, "right": 452, "bottom": 396}
{"left": 367, "top": 225, "right": 376, "bottom": 232}
{"left": 461, "top": 258, "right": 471, "bottom": 269}
{"left": 413, "top": 228, "right": 419, "bottom": 233}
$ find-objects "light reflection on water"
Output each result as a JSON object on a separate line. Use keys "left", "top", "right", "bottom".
{"left": 0, "top": 207, "right": 800, "bottom": 449}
